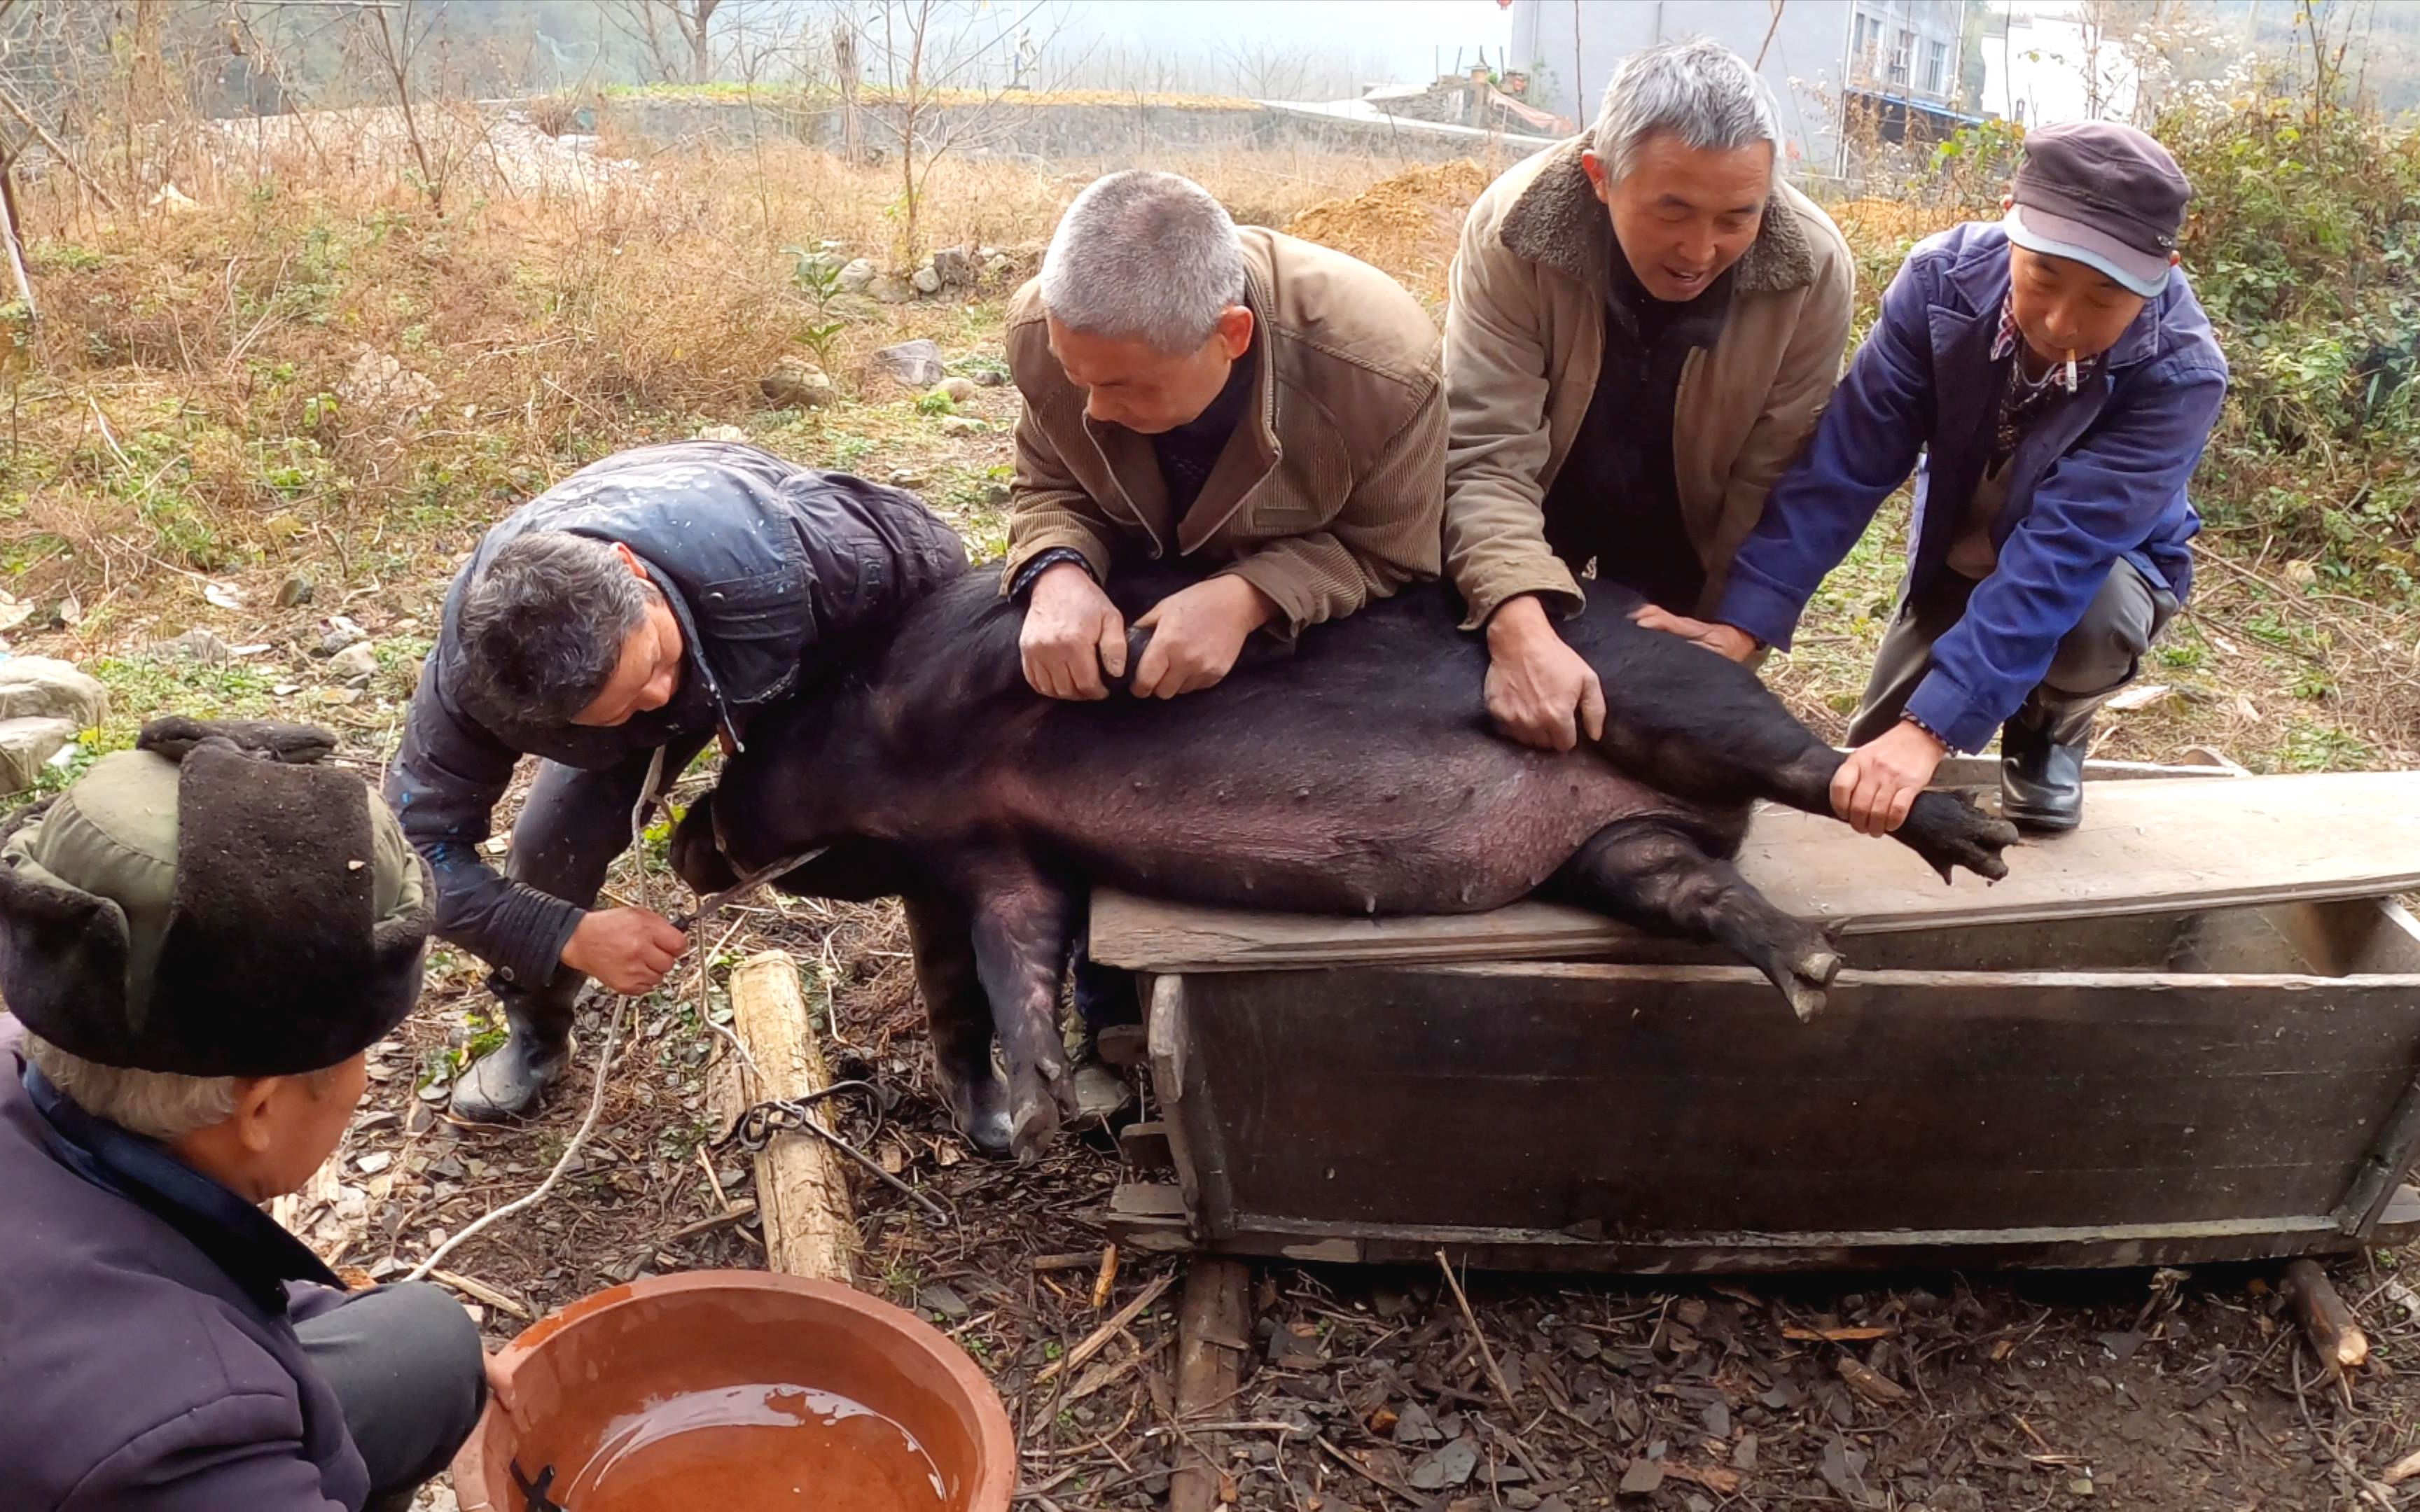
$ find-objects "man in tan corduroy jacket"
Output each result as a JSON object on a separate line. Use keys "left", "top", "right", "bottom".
{"left": 1445, "top": 40, "right": 1855, "bottom": 751}
{"left": 1003, "top": 170, "right": 1445, "bottom": 703}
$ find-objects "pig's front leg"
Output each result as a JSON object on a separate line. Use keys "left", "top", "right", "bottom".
{"left": 959, "top": 854, "right": 1082, "bottom": 1160}
{"left": 902, "top": 890, "right": 1015, "bottom": 1157}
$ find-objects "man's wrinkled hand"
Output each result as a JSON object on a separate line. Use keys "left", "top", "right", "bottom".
{"left": 1130, "top": 575, "right": 1276, "bottom": 699}
{"left": 562, "top": 906, "right": 688, "bottom": 995}
{"left": 1629, "top": 604, "right": 1760, "bottom": 663}
{"left": 1483, "top": 595, "right": 1606, "bottom": 752}
{"left": 1830, "top": 720, "right": 1949, "bottom": 836}
{"left": 1020, "top": 561, "right": 1126, "bottom": 700}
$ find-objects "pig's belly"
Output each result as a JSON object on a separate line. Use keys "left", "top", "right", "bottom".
{"left": 1015, "top": 748, "right": 1681, "bottom": 916}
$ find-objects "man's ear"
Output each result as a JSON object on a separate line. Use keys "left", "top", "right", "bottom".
{"left": 1215, "top": 304, "right": 1254, "bottom": 361}
{"left": 1580, "top": 148, "right": 1611, "bottom": 204}
{"left": 232, "top": 1076, "right": 281, "bottom": 1156}
{"left": 613, "top": 542, "right": 648, "bottom": 581}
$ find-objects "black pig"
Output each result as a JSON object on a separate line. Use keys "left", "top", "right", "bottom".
{"left": 673, "top": 565, "right": 2017, "bottom": 1158}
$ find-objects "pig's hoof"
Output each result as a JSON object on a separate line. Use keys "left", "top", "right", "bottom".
{"left": 1773, "top": 943, "right": 1841, "bottom": 1022}
{"left": 1898, "top": 790, "right": 2019, "bottom": 883}
{"left": 944, "top": 1070, "right": 1015, "bottom": 1158}
{"left": 1009, "top": 1087, "right": 1062, "bottom": 1163}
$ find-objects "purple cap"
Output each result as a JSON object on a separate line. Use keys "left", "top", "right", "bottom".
{"left": 2004, "top": 121, "right": 2190, "bottom": 298}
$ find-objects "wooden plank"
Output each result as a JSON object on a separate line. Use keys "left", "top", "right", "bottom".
{"left": 1169, "top": 1258, "right": 1252, "bottom": 1512}
{"left": 1162, "top": 962, "right": 2420, "bottom": 1240}
{"left": 1090, "top": 772, "right": 2420, "bottom": 972}
{"left": 714, "top": 951, "right": 854, "bottom": 1282}
{"left": 1108, "top": 1188, "right": 2420, "bottom": 1273}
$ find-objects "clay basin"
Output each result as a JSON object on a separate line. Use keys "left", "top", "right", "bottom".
{"left": 452, "top": 1270, "right": 1014, "bottom": 1512}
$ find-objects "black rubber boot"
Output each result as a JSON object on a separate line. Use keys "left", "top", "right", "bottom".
{"left": 1998, "top": 699, "right": 2099, "bottom": 834}
{"left": 449, "top": 992, "right": 573, "bottom": 1123}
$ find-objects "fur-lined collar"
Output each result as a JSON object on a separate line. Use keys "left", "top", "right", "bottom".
{"left": 1498, "top": 139, "right": 1817, "bottom": 297}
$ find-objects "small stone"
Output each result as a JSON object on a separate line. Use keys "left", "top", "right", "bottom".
{"left": 319, "top": 687, "right": 361, "bottom": 706}
{"left": 160, "top": 628, "right": 232, "bottom": 664}
{"left": 2068, "top": 1478, "right": 2095, "bottom": 1497}
{"left": 0, "top": 717, "right": 78, "bottom": 794}
{"left": 1731, "top": 1432, "right": 1758, "bottom": 1471}
{"left": 1702, "top": 1400, "right": 1730, "bottom": 1439}
{"left": 319, "top": 618, "right": 368, "bottom": 656}
{"left": 886, "top": 468, "right": 929, "bottom": 490}
{"left": 1407, "top": 1438, "right": 1477, "bottom": 1490}
{"left": 872, "top": 338, "right": 945, "bottom": 387}
{"left": 982, "top": 253, "right": 1015, "bottom": 281}
{"left": 1505, "top": 1492, "right": 1541, "bottom": 1511}
{"left": 356, "top": 1151, "right": 393, "bottom": 1175}
{"left": 695, "top": 424, "right": 749, "bottom": 443}
{"left": 329, "top": 641, "right": 380, "bottom": 682}
{"left": 985, "top": 482, "right": 1013, "bottom": 505}
{"left": 1391, "top": 1401, "right": 1442, "bottom": 1445}
{"left": 870, "top": 274, "right": 916, "bottom": 304}
{"left": 759, "top": 354, "right": 836, "bottom": 409}
{"left": 931, "top": 246, "right": 975, "bottom": 286}
{"left": 275, "top": 573, "right": 316, "bottom": 608}
{"left": 1562, "top": 1327, "right": 1601, "bottom": 1360}
{"left": 0, "top": 656, "right": 107, "bottom": 727}
{"left": 938, "top": 415, "right": 987, "bottom": 436}
{"left": 933, "top": 376, "right": 981, "bottom": 403}
{"left": 417, "top": 1081, "right": 451, "bottom": 1104}
{"left": 1618, "top": 1459, "right": 1664, "bottom": 1495}
{"left": 836, "top": 257, "right": 876, "bottom": 293}
{"left": 917, "top": 1283, "right": 970, "bottom": 1321}
{"left": 910, "top": 262, "right": 943, "bottom": 294}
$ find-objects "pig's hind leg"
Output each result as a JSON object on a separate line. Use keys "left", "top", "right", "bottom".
{"left": 1576, "top": 625, "right": 2018, "bottom": 883}
{"left": 959, "top": 855, "right": 1085, "bottom": 1160}
{"left": 902, "top": 892, "right": 1016, "bottom": 1157}
{"left": 1551, "top": 818, "right": 1843, "bottom": 1021}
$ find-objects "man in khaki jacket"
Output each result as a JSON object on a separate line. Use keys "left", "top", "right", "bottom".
{"left": 1445, "top": 38, "right": 1855, "bottom": 750}
{"left": 1005, "top": 169, "right": 1445, "bottom": 702}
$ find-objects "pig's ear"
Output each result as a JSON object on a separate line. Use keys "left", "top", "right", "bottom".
{"left": 672, "top": 790, "right": 740, "bottom": 895}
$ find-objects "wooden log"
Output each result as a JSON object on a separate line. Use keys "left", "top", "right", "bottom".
{"left": 714, "top": 951, "right": 854, "bottom": 1282}
{"left": 1169, "top": 1257, "right": 1251, "bottom": 1512}
{"left": 2283, "top": 1258, "right": 2370, "bottom": 1370}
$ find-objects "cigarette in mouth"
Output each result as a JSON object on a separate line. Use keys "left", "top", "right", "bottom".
{"left": 2066, "top": 349, "right": 2078, "bottom": 388}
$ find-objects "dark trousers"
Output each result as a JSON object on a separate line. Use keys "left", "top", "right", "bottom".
{"left": 295, "top": 1282, "right": 487, "bottom": 1512}
{"left": 1846, "top": 557, "right": 2178, "bottom": 748}
{"left": 494, "top": 732, "right": 715, "bottom": 1033}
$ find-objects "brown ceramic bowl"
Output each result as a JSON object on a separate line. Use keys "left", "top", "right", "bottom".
{"left": 450, "top": 1270, "right": 1014, "bottom": 1512}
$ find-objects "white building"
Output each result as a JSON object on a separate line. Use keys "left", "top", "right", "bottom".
{"left": 1506, "top": 0, "right": 1978, "bottom": 182}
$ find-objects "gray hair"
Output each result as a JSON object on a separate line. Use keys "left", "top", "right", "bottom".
{"left": 1593, "top": 38, "right": 1783, "bottom": 185}
{"left": 1039, "top": 171, "right": 1246, "bottom": 354}
{"left": 26, "top": 1034, "right": 239, "bottom": 1142}
{"left": 459, "top": 531, "right": 654, "bottom": 724}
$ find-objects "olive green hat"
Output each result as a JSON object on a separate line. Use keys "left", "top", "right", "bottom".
{"left": 0, "top": 718, "right": 432, "bottom": 1077}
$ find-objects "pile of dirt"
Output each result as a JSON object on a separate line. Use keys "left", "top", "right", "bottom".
{"left": 1283, "top": 158, "right": 1490, "bottom": 305}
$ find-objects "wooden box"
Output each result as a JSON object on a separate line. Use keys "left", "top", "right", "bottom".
{"left": 1104, "top": 892, "right": 2420, "bottom": 1274}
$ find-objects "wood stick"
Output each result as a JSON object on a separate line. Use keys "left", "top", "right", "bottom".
{"left": 1036, "top": 1271, "right": 1173, "bottom": 1384}
{"left": 0, "top": 84, "right": 118, "bottom": 210}
{"left": 2285, "top": 1258, "right": 2372, "bottom": 1370}
{"left": 716, "top": 952, "right": 855, "bottom": 1281}
{"left": 1091, "top": 1242, "right": 1120, "bottom": 1310}
{"left": 1170, "top": 1258, "right": 1252, "bottom": 1512}
{"left": 428, "top": 1267, "right": 531, "bottom": 1321}
{"left": 1435, "top": 1249, "right": 1519, "bottom": 1416}
{"left": 2381, "top": 1446, "right": 2420, "bottom": 1486}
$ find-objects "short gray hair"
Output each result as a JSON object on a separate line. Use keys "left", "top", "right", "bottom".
{"left": 26, "top": 1033, "right": 239, "bottom": 1141}
{"left": 1593, "top": 38, "right": 1783, "bottom": 185}
{"left": 1039, "top": 171, "right": 1246, "bottom": 354}
{"left": 459, "top": 531, "right": 655, "bottom": 724}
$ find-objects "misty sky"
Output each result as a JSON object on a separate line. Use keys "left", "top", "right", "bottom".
{"left": 1064, "top": 0, "right": 1517, "bottom": 85}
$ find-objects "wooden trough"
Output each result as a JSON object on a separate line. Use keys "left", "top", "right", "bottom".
{"left": 1092, "top": 769, "right": 2420, "bottom": 1273}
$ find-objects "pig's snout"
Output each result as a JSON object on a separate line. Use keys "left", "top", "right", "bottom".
{"left": 669, "top": 791, "right": 740, "bottom": 895}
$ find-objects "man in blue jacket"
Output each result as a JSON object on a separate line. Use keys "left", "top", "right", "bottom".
{"left": 387, "top": 442, "right": 967, "bottom": 1119}
{"left": 1639, "top": 122, "right": 2227, "bottom": 834}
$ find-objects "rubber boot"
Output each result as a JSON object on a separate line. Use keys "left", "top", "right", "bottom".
{"left": 1998, "top": 694, "right": 2103, "bottom": 834}
{"left": 449, "top": 989, "right": 573, "bottom": 1123}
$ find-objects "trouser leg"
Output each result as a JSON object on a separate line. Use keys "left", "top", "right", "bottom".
{"left": 454, "top": 733, "right": 713, "bottom": 1121}
{"left": 2001, "top": 558, "right": 2177, "bottom": 832}
{"left": 295, "top": 1283, "right": 487, "bottom": 1512}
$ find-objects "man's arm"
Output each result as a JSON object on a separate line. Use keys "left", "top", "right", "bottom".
{"left": 1001, "top": 382, "right": 1122, "bottom": 590}
{"left": 1712, "top": 256, "right": 1940, "bottom": 652}
{"left": 1221, "top": 384, "right": 1447, "bottom": 632}
{"left": 71, "top": 1393, "right": 350, "bottom": 1511}
{"left": 384, "top": 663, "right": 582, "bottom": 989}
{"left": 1905, "top": 358, "right": 2228, "bottom": 753}
{"left": 1718, "top": 228, "right": 1856, "bottom": 543}
{"left": 1439, "top": 206, "right": 1583, "bottom": 633}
